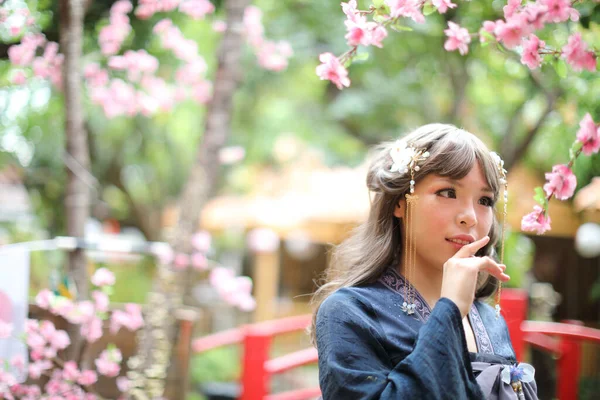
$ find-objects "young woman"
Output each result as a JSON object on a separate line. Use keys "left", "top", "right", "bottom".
{"left": 312, "top": 124, "right": 537, "bottom": 399}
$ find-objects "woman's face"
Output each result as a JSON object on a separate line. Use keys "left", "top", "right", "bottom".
{"left": 394, "top": 162, "right": 495, "bottom": 272}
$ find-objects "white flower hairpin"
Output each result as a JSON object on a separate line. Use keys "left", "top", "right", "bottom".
{"left": 389, "top": 141, "right": 430, "bottom": 193}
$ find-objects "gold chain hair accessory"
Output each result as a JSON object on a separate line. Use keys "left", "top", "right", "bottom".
{"left": 390, "top": 141, "right": 429, "bottom": 316}
{"left": 490, "top": 151, "right": 508, "bottom": 319}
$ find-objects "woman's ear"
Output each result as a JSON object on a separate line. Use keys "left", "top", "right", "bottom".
{"left": 393, "top": 198, "right": 405, "bottom": 219}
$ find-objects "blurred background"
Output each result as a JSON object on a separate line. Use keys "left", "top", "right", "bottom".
{"left": 1, "top": 0, "right": 599, "bottom": 399}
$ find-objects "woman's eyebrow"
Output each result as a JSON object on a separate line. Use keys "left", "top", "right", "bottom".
{"left": 437, "top": 177, "right": 494, "bottom": 193}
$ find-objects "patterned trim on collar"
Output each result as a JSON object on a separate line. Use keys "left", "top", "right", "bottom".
{"left": 469, "top": 303, "right": 495, "bottom": 354}
{"left": 378, "top": 267, "right": 432, "bottom": 322}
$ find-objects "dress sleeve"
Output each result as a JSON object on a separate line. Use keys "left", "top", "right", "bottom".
{"left": 316, "top": 295, "right": 484, "bottom": 399}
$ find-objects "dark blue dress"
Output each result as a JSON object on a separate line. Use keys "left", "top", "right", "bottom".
{"left": 316, "top": 267, "right": 520, "bottom": 399}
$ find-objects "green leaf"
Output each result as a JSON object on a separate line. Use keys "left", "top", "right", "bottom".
{"left": 352, "top": 52, "right": 370, "bottom": 62}
{"left": 533, "top": 187, "right": 548, "bottom": 208}
{"left": 102, "top": 286, "right": 114, "bottom": 296}
{"left": 373, "top": 14, "right": 387, "bottom": 23}
{"left": 480, "top": 30, "right": 495, "bottom": 42}
{"left": 390, "top": 23, "right": 413, "bottom": 32}
{"left": 372, "top": 0, "right": 385, "bottom": 8}
{"left": 553, "top": 59, "right": 568, "bottom": 79}
{"left": 569, "top": 141, "right": 583, "bottom": 160}
{"left": 423, "top": 4, "right": 436, "bottom": 16}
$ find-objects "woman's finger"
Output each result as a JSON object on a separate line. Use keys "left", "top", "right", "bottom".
{"left": 453, "top": 236, "right": 490, "bottom": 258}
{"left": 478, "top": 259, "right": 510, "bottom": 282}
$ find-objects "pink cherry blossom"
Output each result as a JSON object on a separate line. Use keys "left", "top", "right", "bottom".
{"left": 35, "top": 289, "right": 55, "bottom": 309}
{"left": 433, "top": 0, "right": 457, "bottom": 14}
{"left": 370, "top": 25, "right": 388, "bottom": 48}
{"left": 81, "top": 317, "right": 103, "bottom": 342}
{"left": 341, "top": 0, "right": 359, "bottom": 23}
{"left": 521, "top": 205, "right": 551, "bottom": 235}
{"left": 562, "top": 33, "right": 597, "bottom": 72}
{"left": 544, "top": 164, "right": 577, "bottom": 200}
{"left": 174, "top": 253, "right": 190, "bottom": 269}
{"left": 191, "top": 230, "right": 212, "bottom": 252}
{"left": 191, "top": 252, "right": 208, "bottom": 270}
{"left": 7, "top": 33, "right": 44, "bottom": 66}
{"left": 91, "top": 267, "right": 116, "bottom": 287}
{"left": 0, "top": 320, "right": 13, "bottom": 339}
{"left": 212, "top": 20, "right": 227, "bottom": 32}
{"left": 316, "top": 52, "right": 350, "bottom": 90}
{"left": 522, "top": 2, "right": 548, "bottom": 30}
{"left": 503, "top": 0, "right": 522, "bottom": 18}
{"left": 345, "top": 15, "right": 371, "bottom": 47}
{"left": 49, "top": 330, "right": 70, "bottom": 350}
{"left": 26, "top": 331, "right": 46, "bottom": 350}
{"left": 191, "top": 80, "right": 213, "bottom": 103}
{"left": 244, "top": 6, "right": 265, "bottom": 48}
{"left": 256, "top": 40, "right": 293, "bottom": 71}
{"left": 10, "top": 354, "right": 25, "bottom": 371}
{"left": 444, "top": 22, "right": 471, "bottom": 55}
{"left": 99, "top": 1, "right": 132, "bottom": 55}
{"left": 110, "top": 303, "right": 144, "bottom": 334}
{"left": 386, "top": 0, "right": 425, "bottom": 23}
{"left": 218, "top": 146, "right": 245, "bottom": 165}
{"left": 84, "top": 63, "right": 109, "bottom": 87}
{"left": 540, "top": 0, "right": 579, "bottom": 23}
{"left": 28, "top": 360, "right": 52, "bottom": 379}
{"left": 179, "top": 0, "right": 215, "bottom": 19}
{"left": 62, "top": 361, "right": 80, "bottom": 381}
{"left": 77, "top": 370, "right": 98, "bottom": 386}
{"left": 117, "top": 376, "right": 131, "bottom": 392}
{"left": 521, "top": 34, "right": 545, "bottom": 69}
{"left": 38, "top": 320, "right": 57, "bottom": 340}
{"left": 576, "top": 113, "right": 600, "bottom": 155}
{"left": 95, "top": 348, "right": 122, "bottom": 377}
{"left": 92, "top": 291, "right": 110, "bottom": 313}
{"left": 494, "top": 14, "right": 531, "bottom": 49}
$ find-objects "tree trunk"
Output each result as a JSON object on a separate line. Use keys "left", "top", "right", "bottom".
{"left": 60, "top": 0, "right": 90, "bottom": 361}
{"left": 128, "top": 0, "right": 250, "bottom": 397}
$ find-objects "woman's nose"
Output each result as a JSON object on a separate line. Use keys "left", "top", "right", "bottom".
{"left": 457, "top": 205, "right": 477, "bottom": 227}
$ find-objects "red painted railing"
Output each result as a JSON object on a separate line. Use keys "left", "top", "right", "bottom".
{"left": 192, "top": 315, "right": 320, "bottom": 400}
{"left": 502, "top": 289, "right": 600, "bottom": 400}
{"left": 194, "top": 290, "right": 600, "bottom": 400}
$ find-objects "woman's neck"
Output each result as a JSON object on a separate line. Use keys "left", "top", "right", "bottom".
{"left": 399, "top": 262, "right": 444, "bottom": 310}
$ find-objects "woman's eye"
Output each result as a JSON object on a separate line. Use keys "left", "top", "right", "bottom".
{"left": 437, "top": 188, "right": 456, "bottom": 198}
{"left": 479, "top": 197, "right": 494, "bottom": 207}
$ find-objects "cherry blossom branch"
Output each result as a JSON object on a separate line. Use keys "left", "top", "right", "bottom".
{"left": 521, "top": 114, "right": 599, "bottom": 235}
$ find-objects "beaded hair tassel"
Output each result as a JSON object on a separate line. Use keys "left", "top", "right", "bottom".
{"left": 390, "top": 141, "right": 429, "bottom": 316}
{"left": 490, "top": 152, "right": 508, "bottom": 319}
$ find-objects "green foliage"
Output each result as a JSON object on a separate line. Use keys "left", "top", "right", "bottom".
{"left": 189, "top": 346, "right": 241, "bottom": 385}
{"left": 502, "top": 230, "right": 535, "bottom": 289}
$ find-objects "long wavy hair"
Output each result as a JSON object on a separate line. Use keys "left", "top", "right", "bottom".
{"left": 310, "top": 124, "right": 504, "bottom": 345}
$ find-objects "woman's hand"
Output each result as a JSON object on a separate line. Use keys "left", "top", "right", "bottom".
{"left": 440, "top": 236, "right": 510, "bottom": 317}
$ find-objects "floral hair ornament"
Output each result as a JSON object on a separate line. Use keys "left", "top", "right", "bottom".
{"left": 389, "top": 140, "right": 430, "bottom": 316}
{"left": 490, "top": 151, "right": 508, "bottom": 319}
{"left": 501, "top": 363, "right": 535, "bottom": 399}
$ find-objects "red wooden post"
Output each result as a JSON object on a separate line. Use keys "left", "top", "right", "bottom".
{"left": 557, "top": 337, "right": 581, "bottom": 400}
{"left": 240, "top": 327, "right": 271, "bottom": 400}
{"left": 500, "top": 289, "right": 528, "bottom": 361}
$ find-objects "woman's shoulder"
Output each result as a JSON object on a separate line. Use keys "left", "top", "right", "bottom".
{"left": 317, "top": 283, "right": 389, "bottom": 321}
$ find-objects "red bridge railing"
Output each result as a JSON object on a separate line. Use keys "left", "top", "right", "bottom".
{"left": 192, "top": 315, "right": 320, "bottom": 400}
{"left": 194, "top": 290, "right": 600, "bottom": 400}
{"left": 502, "top": 289, "right": 600, "bottom": 400}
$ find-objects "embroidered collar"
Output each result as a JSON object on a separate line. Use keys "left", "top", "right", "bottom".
{"left": 378, "top": 267, "right": 495, "bottom": 354}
